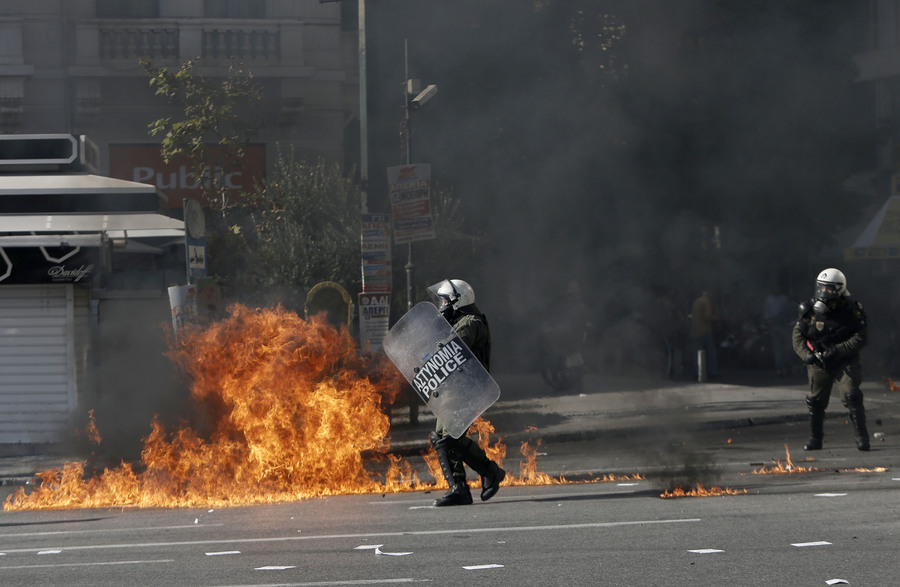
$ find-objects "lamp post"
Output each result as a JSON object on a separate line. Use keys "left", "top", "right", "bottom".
{"left": 320, "top": 0, "right": 368, "bottom": 214}
{"left": 357, "top": 0, "right": 369, "bottom": 214}
{"left": 400, "top": 39, "right": 437, "bottom": 310}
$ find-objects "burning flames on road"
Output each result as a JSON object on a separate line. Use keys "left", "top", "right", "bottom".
{"left": 3, "top": 305, "right": 639, "bottom": 512}
{"left": 753, "top": 444, "right": 817, "bottom": 474}
{"left": 659, "top": 483, "right": 747, "bottom": 498}
{"left": 752, "top": 444, "right": 887, "bottom": 475}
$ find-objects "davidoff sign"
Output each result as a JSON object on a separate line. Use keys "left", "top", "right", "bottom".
{"left": 48, "top": 264, "right": 94, "bottom": 282}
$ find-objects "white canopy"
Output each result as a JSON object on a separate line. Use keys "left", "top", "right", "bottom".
{"left": 0, "top": 174, "right": 162, "bottom": 195}
{"left": 844, "top": 195, "right": 900, "bottom": 260}
{"left": 0, "top": 173, "right": 183, "bottom": 251}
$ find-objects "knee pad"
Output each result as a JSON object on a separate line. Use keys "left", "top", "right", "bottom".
{"left": 806, "top": 396, "right": 826, "bottom": 412}
{"left": 843, "top": 388, "right": 863, "bottom": 407}
{"left": 430, "top": 432, "right": 458, "bottom": 451}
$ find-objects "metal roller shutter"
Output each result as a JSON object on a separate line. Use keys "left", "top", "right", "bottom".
{"left": 0, "top": 284, "right": 74, "bottom": 444}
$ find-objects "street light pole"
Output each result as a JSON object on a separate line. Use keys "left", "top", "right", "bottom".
{"left": 402, "top": 39, "right": 415, "bottom": 310}
{"left": 358, "top": 0, "right": 368, "bottom": 214}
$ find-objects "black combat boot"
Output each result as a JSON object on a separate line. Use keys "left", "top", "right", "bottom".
{"left": 478, "top": 461, "right": 506, "bottom": 502}
{"left": 430, "top": 432, "right": 473, "bottom": 507}
{"left": 845, "top": 391, "right": 870, "bottom": 451}
{"left": 452, "top": 434, "right": 507, "bottom": 502}
{"left": 804, "top": 397, "right": 824, "bottom": 451}
{"left": 434, "top": 482, "right": 473, "bottom": 507}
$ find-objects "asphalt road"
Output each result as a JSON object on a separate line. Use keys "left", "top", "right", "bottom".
{"left": 0, "top": 443, "right": 897, "bottom": 587}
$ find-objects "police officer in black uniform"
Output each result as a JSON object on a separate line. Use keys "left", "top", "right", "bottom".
{"left": 427, "top": 279, "right": 506, "bottom": 506}
{"left": 792, "top": 268, "right": 870, "bottom": 451}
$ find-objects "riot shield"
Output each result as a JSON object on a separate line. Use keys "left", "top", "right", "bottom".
{"left": 383, "top": 301, "right": 501, "bottom": 438}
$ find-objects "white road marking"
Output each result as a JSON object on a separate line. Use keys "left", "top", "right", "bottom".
{"left": 255, "top": 565, "right": 297, "bottom": 570}
{"left": 815, "top": 493, "right": 847, "bottom": 497}
{"left": 0, "top": 518, "right": 701, "bottom": 556}
{"left": 374, "top": 547, "right": 412, "bottom": 556}
{"left": 37, "top": 550, "right": 61, "bottom": 555}
{"left": 463, "top": 564, "right": 503, "bottom": 570}
{"left": 791, "top": 541, "right": 831, "bottom": 547}
{"left": 355, "top": 544, "right": 383, "bottom": 550}
{"left": 0, "top": 523, "right": 223, "bottom": 539}
{"left": 0, "top": 559, "right": 173, "bottom": 570}
{"left": 205, "top": 550, "right": 241, "bottom": 556}
{"left": 218, "top": 580, "right": 427, "bottom": 586}
{"left": 688, "top": 549, "right": 724, "bottom": 554}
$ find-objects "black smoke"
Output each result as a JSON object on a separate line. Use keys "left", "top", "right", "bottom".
{"left": 364, "top": 0, "right": 874, "bottom": 372}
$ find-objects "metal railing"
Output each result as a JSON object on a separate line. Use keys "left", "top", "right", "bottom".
{"left": 93, "top": 20, "right": 282, "bottom": 63}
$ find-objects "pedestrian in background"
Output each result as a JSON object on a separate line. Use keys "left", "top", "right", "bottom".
{"left": 763, "top": 285, "right": 795, "bottom": 377}
{"left": 690, "top": 289, "right": 720, "bottom": 379}
{"left": 792, "top": 268, "right": 870, "bottom": 451}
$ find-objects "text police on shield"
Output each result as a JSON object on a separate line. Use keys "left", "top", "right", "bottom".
{"left": 413, "top": 338, "right": 470, "bottom": 399}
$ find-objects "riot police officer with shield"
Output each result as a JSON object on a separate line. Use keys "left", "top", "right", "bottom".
{"left": 792, "top": 268, "right": 870, "bottom": 451}
{"left": 427, "top": 279, "right": 506, "bottom": 506}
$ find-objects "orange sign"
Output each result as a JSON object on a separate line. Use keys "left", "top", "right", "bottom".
{"left": 108, "top": 144, "right": 266, "bottom": 210}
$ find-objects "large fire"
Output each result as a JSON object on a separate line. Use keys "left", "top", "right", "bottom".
{"left": 3, "top": 305, "right": 631, "bottom": 512}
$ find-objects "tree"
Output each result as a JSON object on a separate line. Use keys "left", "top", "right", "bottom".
{"left": 237, "top": 149, "right": 364, "bottom": 311}
{"left": 142, "top": 60, "right": 479, "bottom": 314}
{"left": 141, "top": 58, "right": 263, "bottom": 215}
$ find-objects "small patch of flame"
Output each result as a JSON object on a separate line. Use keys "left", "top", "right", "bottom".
{"left": 843, "top": 467, "right": 888, "bottom": 473}
{"left": 881, "top": 376, "right": 900, "bottom": 391}
{"left": 660, "top": 482, "right": 747, "bottom": 498}
{"left": 79, "top": 409, "right": 101, "bottom": 447}
{"left": 753, "top": 444, "right": 819, "bottom": 474}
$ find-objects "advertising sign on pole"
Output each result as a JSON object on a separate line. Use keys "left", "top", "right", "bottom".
{"left": 387, "top": 163, "right": 435, "bottom": 245}
{"left": 360, "top": 213, "right": 392, "bottom": 293}
{"left": 184, "top": 199, "right": 207, "bottom": 282}
{"left": 358, "top": 292, "right": 391, "bottom": 353}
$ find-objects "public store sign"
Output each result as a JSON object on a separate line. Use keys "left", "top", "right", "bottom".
{"left": 108, "top": 144, "right": 266, "bottom": 211}
{"left": 387, "top": 163, "right": 436, "bottom": 245}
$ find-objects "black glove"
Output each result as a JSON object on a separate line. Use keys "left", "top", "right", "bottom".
{"left": 804, "top": 352, "right": 818, "bottom": 365}
{"left": 819, "top": 347, "right": 836, "bottom": 361}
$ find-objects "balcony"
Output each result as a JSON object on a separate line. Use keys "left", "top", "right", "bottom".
{"left": 73, "top": 19, "right": 310, "bottom": 73}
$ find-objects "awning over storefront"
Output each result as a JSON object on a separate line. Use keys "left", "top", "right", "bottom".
{"left": 0, "top": 173, "right": 183, "bottom": 251}
{"left": 0, "top": 173, "right": 167, "bottom": 213}
{"left": 844, "top": 196, "right": 900, "bottom": 260}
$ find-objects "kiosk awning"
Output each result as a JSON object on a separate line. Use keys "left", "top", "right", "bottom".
{"left": 844, "top": 196, "right": 900, "bottom": 260}
{"left": 0, "top": 172, "right": 184, "bottom": 252}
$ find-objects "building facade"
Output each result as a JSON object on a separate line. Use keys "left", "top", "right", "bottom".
{"left": 0, "top": 0, "right": 359, "bottom": 184}
{"left": 0, "top": 1, "right": 359, "bottom": 448}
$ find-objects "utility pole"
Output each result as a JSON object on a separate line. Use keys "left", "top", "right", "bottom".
{"left": 402, "top": 39, "right": 414, "bottom": 310}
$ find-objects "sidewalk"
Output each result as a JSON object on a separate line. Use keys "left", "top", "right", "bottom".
{"left": 387, "top": 370, "right": 814, "bottom": 449}
{"left": 386, "top": 369, "right": 900, "bottom": 476}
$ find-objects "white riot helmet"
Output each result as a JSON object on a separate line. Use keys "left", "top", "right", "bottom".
{"left": 815, "top": 268, "right": 850, "bottom": 302}
{"left": 427, "top": 279, "right": 475, "bottom": 315}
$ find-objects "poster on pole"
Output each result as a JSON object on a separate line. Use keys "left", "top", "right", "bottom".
{"left": 387, "top": 163, "right": 436, "bottom": 245}
{"left": 360, "top": 213, "right": 392, "bottom": 293}
{"left": 358, "top": 292, "right": 391, "bottom": 353}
